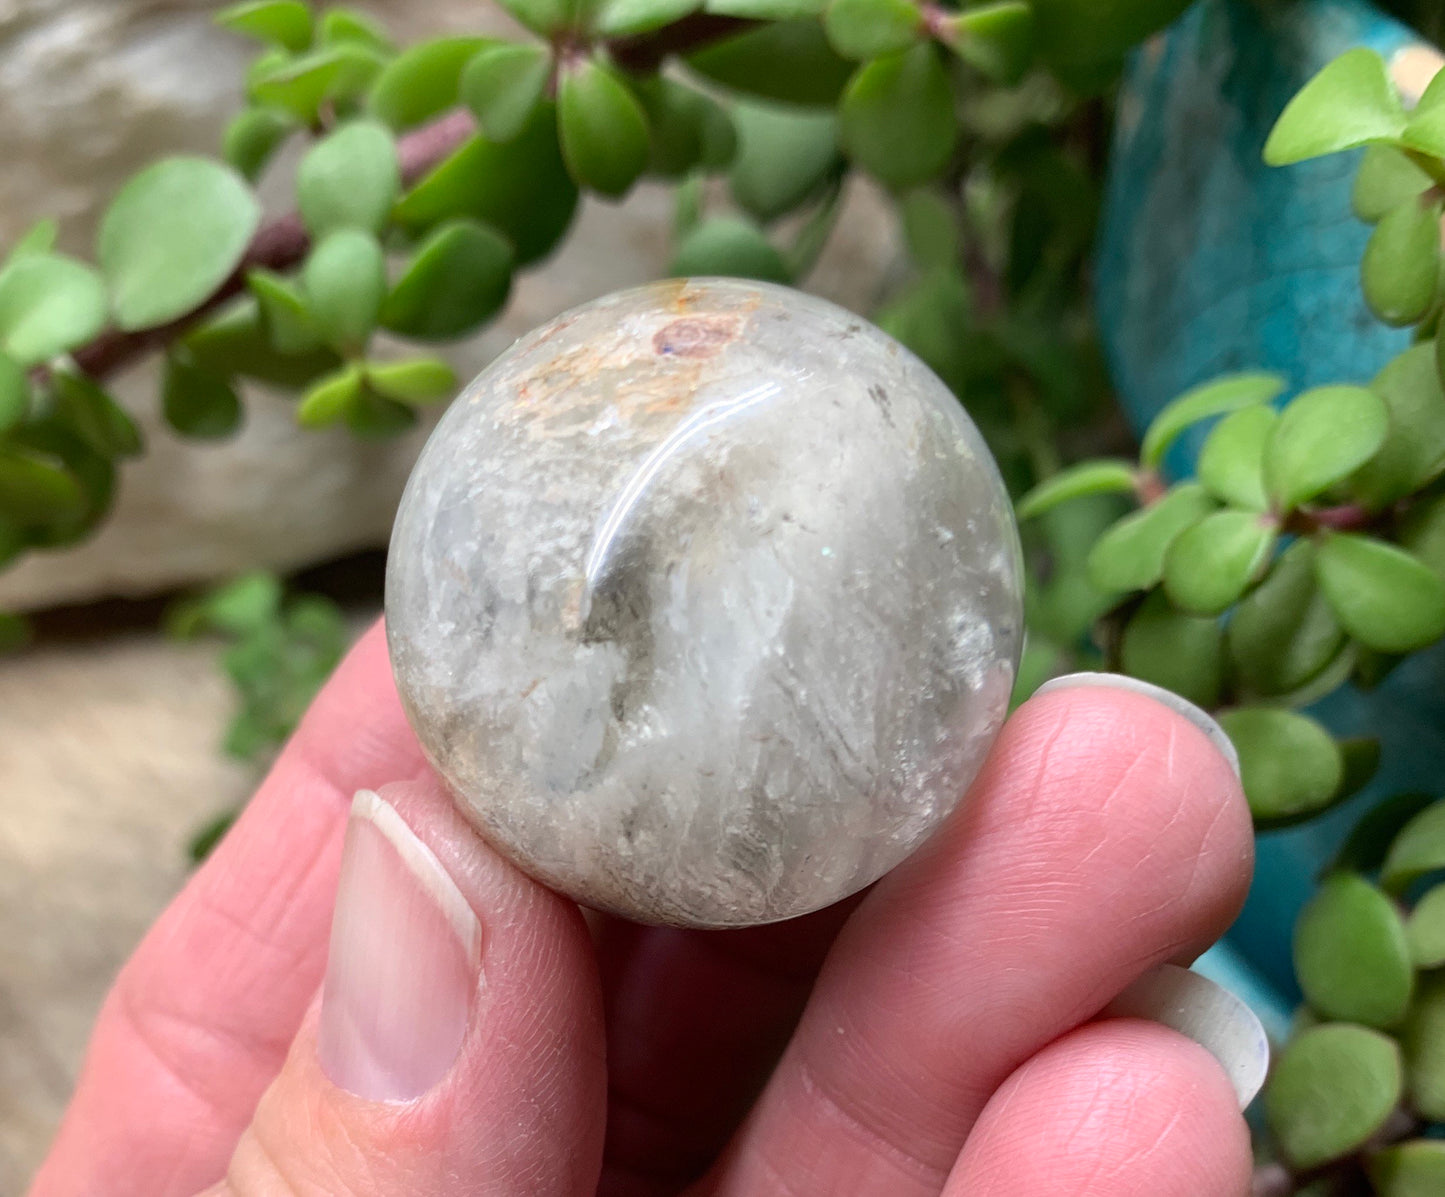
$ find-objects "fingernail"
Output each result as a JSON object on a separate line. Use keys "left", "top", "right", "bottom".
{"left": 1105, "top": 963, "right": 1270, "bottom": 1109}
{"left": 1034, "top": 672, "right": 1240, "bottom": 778}
{"left": 318, "top": 788, "right": 482, "bottom": 1101}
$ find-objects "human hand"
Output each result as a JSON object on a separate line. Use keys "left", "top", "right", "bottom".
{"left": 30, "top": 621, "right": 1261, "bottom": 1197}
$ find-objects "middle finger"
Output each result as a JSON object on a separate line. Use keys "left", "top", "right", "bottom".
{"left": 700, "top": 677, "right": 1254, "bottom": 1197}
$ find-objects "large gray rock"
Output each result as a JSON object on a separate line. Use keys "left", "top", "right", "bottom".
{"left": 0, "top": 0, "right": 898, "bottom": 611}
{"left": 387, "top": 280, "right": 1022, "bottom": 926}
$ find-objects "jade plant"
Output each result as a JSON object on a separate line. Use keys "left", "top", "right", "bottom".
{"left": 2, "top": 0, "right": 1445, "bottom": 1190}
{"left": 1020, "top": 41, "right": 1445, "bottom": 1195}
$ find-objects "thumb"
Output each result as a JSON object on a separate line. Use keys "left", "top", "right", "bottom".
{"left": 207, "top": 779, "right": 606, "bottom": 1197}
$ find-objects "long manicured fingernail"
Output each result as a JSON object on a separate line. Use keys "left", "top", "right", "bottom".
{"left": 318, "top": 787, "right": 482, "bottom": 1101}
{"left": 1034, "top": 672, "right": 1240, "bottom": 777}
{"left": 1105, "top": 964, "right": 1270, "bottom": 1109}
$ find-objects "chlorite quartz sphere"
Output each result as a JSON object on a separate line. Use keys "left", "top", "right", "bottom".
{"left": 386, "top": 279, "right": 1023, "bottom": 928}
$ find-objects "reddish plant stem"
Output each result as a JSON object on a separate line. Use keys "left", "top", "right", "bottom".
{"left": 1134, "top": 468, "right": 1167, "bottom": 505}
{"left": 1282, "top": 503, "right": 1377, "bottom": 535}
{"left": 609, "top": 13, "right": 755, "bottom": 72}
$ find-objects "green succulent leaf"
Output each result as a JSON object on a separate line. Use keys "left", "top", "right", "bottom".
{"left": 346, "top": 386, "right": 416, "bottom": 438}
{"left": 1418, "top": 66, "right": 1445, "bottom": 112}
{"left": 1026, "top": 497, "right": 1123, "bottom": 644}
{"left": 824, "top": 0, "right": 921, "bottom": 62}
{"left": 674, "top": 174, "right": 704, "bottom": 239}
{"left": 247, "top": 269, "right": 322, "bottom": 354}
{"left": 367, "top": 36, "right": 495, "bottom": 131}
{"left": 1219, "top": 706, "right": 1344, "bottom": 825}
{"left": 874, "top": 266, "right": 971, "bottom": 395}
{"left": 1334, "top": 792, "right": 1438, "bottom": 875}
{"left": 50, "top": 370, "right": 142, "bottom": 459}
{"left": 1015, "top": 459, "right": 1137, "bottom": 521}
{"left": 1369, "top": 1140, "right": 1445, "bottom": 1197}
{"left": 249, "top": 42, "right": 386, "bottom": 123}
{"left": 1263, "top": 48, "right": 1406, "bottom": 166}
{"left": 1355, "top": 342, "right": 1445, "bottom": 508}
{"left": 494, "top": 0, "right": 571, "bottom": 35}
{"left": 1402, "top": 492, "right": 1445, "bottom": 580}
{"left": 0, "top": 253, "right": 107, "bottom": 368}
{"left": 8, "top": 219, "right": 58, "bottom": 261}
{"left": 839, "top": 44, "right": 956, "bottom": 189}
{"left": 182, "top": 298, "right": 340, "bottom": 388}
{"left": 162, "top": 355, "right": 243, "bottom": 439}
{"left": 9, "top": 422, "right": 118, "bottom": 547}
{"left": 936, "top": 1, "right": 1034, "bottom": 85}
{"left": 1404, "top": 971, "right": 1445, "bottom": 1122}
{"left": 380, "top": 220, "right": 513, "bottom": 341}
{"left": 461, "top": 43, "right": 553, "bottom": 145}
{"left": 1118, "top": 589, "right": 1224, "bottom": 709}
{"left": 0, "top": 447, "right": 87, "bottom": 527}
{"left": 1382, "top": 799, "right": 1445, "bottom": 895}
{"left": 0, "top": 518, "right": 24, "bottom": 570}
{"left": 1030, "top": 0, "right": 1190, "bottom": 92}
{"left": 0, "top": 611, "right": 30, "bottom": 654}
{"left": 594, "top": 0, "right": 701, "bottom": 36}
{"left": 98, "top": 157, "right": 261, "bottom": 332}
{"left": 633, "top": 77, "right": 737, "bottom": 180}
{"left": 216, "top": 1, "right": 314, "bottom": 52}
{"left": 670, "top": 216, "right": 791, "bottom": 282}
{"left": 1354, "top": 143, "right": 1433, "bottom": 223}
{"left": 296, "top": 119, "right": 400, "bottom": 236}
{"left": 557, "top": 60, "right": 651, "bottom": 198}
{"left": 1315, "top": 533, "right": 1445, "bottom": 654}
{"left": 688, "top": 19, "right": 856, "bottom": 107}
{"left": 1140, "top": 372, "right": 1286, "bottom": 470}
{"left": 1401, "top": 103, "right": 1445, "bottom": 160}
{"left": 1197, "top": 405, "right": 1275, "bottom": 511}
{"left": 317, "top": 9, "right": 392, "bottom": 52}
{"left": 1228, "top": 539, "right": 1346, "bottom": 698}
{"left": 1406, "top": 884, "right": 1445, "bottom": 968}
{"left": 1361, "top": 196, "right": 1441, "bottom": 326}
{"left": 0, "top": 352, "right": 28, "bottom": 433}
{"left": 301, "top": 228, "right": 386, "bottom": 353}
{"left": 223, "top": 107, "right": 297, "bottom": 182}
{"left": 168, "top": 570, "right": 282, "bottom": 638}
{"left": 393, "top": 106, "right": 577, "bottom": 266}
{"left": 1294, "top": 872, "right": 1413, "bottom": 1028}
{"left": 246, "top": 46, "right": 291, "bottom": 94}
{"left": 705, "top": 0, "right": 825, "bottom": 16}
{"left": 1085, "top": 482, "right": 1215, "bottom": 594}
{"left": 900, "top": 189, "right": 959, "bottom": 269}
{"left": 783, "top": 179, "right": 843, "bottom": 278}
{"left": 365, "top": 357, "right": 456, "bottom": 404}
{"left": 1353, "top": 143, "right": 1433, "bottom": 223}
{"left": 1264, "top": 385, "right": 1389, "bottom": 512}
{"left": 1161, "top": 509, "right": 1276, "bottom": 616}
{"left": 728, "top": 101, "right": 839, "bottom": 222}
{"left": 1265, "top": 1023, "right": 1403, "bottom": 1171}
{"left": 296, "top": 363, "right": 364, "bottom": 429}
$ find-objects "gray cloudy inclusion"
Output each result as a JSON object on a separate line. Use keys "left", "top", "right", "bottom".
{"left": 386, "top": 280, "right": 1023, "bottom": 927}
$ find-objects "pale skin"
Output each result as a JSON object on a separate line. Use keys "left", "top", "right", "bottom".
{"left": 30, "top": 621, "right": 1256, "bottom": 1197}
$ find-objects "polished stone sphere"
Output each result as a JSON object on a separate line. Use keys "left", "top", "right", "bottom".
{"left": 386, "top": 279, "right": 1023, "bottom": 927}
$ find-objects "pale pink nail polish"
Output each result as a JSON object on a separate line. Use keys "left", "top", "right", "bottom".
{"left": 318, "top": 788, "right": 482, "bottom": 1101}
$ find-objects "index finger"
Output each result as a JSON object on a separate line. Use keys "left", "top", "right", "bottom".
{"left": 31, "top": 621, "right": 426, "bottom": 1197}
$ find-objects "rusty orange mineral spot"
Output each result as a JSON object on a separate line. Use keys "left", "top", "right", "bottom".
{"left": 652, "top": 316, "right": 737, "bottom": 358}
